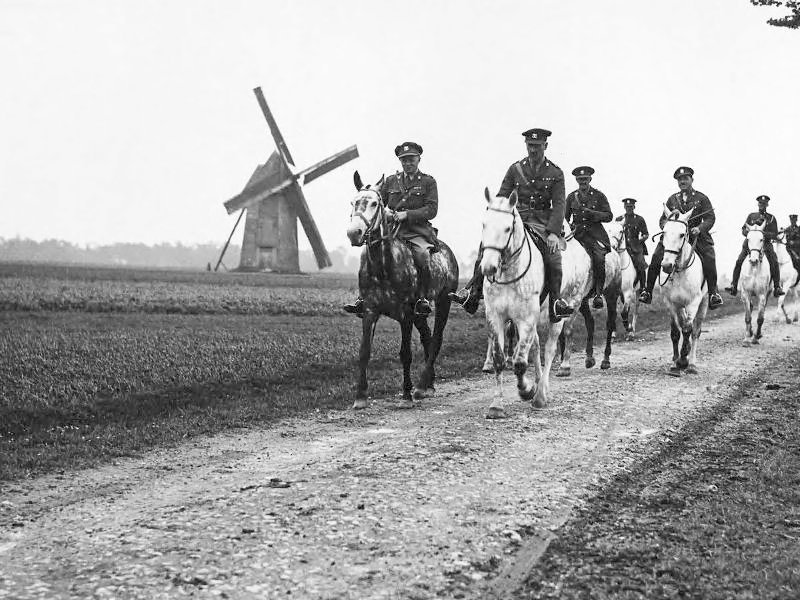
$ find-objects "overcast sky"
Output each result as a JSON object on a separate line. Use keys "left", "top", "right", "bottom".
{"left": 2, "top": 0, "right": 798, "bottom": 270}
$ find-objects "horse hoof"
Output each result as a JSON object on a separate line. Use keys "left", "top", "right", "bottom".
{"left": 482, "top": 361, "right": 494, "bottom": 373}
{"left": 532, "top": 397, "right": 547, "bottom": 410}
{"left": 585, "top": 357, "right": 596, "bottom": 369}
{"left": 668, "top": 367, "right": 682, "bottom": 377}
{"left": 397, "top": 398, "right": 414, "bottom": 409}
{"left": 751, "top": 339, "right": 760, "bottom": 345}
{"left": 486, "top": 406, "right": 508, "bottom": 419}
{"left": 555, "top": 367, "right": 571, "bottom": 378}
{"left": 625, "top": 333, "right": 635, "bottom": 341}
{"left": 518, "top": 386, "right": 535, "bottom": 401}
{"left": 352, "top": 399, "right": 369, "bottom": 410}
{"left": 686, "top": 365, "right": 698, "bottom": 375}
{"left": 600, "top": 359, "right": 611, "bottom": 370}
{"left": 676, "top": 357, "right": 689, "bottom": 369}
{"left": 413, "top": 388, "right": 426, "bottom": 400}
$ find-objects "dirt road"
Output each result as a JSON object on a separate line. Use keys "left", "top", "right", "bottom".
{"left": 0, "top": 313, "right": 796, "bottom": 599}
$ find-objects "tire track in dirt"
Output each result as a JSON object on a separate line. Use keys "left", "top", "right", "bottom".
{"left": 0, "top": 314, "right": 797, "bottom": 599}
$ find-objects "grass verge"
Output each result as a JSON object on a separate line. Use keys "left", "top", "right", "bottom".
{"left": 516, "top": 348, "right": 800, "bottom": 599}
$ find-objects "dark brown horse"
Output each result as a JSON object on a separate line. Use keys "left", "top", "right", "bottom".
{"left": 346, "top": 172, "right": 459, "bottom": 409}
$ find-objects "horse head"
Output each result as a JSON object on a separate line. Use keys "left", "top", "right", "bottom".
{"left": 347, "top": 171, "right": 386, "bottom": 247}
{"left": 480, "top": 188, "right": 520, "bottom": 277}
{"left": 661, "top": 205, "right": 694, "bottom": 273}
{"left": 745, "top": 222, "right": 765, "bottom": 264}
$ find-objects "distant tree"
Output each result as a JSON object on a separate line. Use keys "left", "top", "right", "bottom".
{"left": 751, "top": 0, "right": 800, "bottom": 28}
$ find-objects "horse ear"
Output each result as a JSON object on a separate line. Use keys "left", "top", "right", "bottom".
{"left": 682, "top": 206, "right": 695, "bottom": 221}
{"left": 354, "top": 171, "right": 363, "bottom": 191}
{"left": 484, "top": 187, "right": 492, "bottom": 203}
{"left": 508, "top": 189, "right": 519, "bottom": 208}
{"left": 662, "top": 204, "right": 672, "bottom": 220}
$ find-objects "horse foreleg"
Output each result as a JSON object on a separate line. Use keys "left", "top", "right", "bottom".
{"left": 601, "top": 291, "right": 617, "bottom": 370}
{"left": 778, "top": 293, "right": 791, "bottom": 324}
{"left": 398, "top": 318, "right": 414, "bottom": 408}
{"left": 743, "top": 294, "right": 754, "bottom": 343}
{"left": 486, "top": 320, "right": 508, "bottom": 419}
{"left": 556, "top": 317, "right": 573, "bottom": 377}
{"left": 416, "top": 297, "right": 450, "bottom": 398}
{"left": 513, "top": 320, "right": 537, "bottom": 401}
{"left": 580, "top": 299, "right": 596, "bottom": 369}
{"left": 483, "top": 333, "right": 495, "bottom": 373}
{"left": 669, "top": 320, "right": 681, "bottom": 375}
{"left": 415, "top": 316, "right": 432, "bottom": 362}
{"left": 677, "top": 325, "right": 692, "bottom": 370}
{"left": 355, "top": 312, "right": 379, "bottom": 409}
{"left": 534, "top": 320, "right": 565, "bottom": 409}
{"left": 754, "top": 293, "right": 767, "bottom": 342}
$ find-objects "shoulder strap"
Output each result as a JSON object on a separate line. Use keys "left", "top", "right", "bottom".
{"left": 513, "top": 161, "right": 530, "bottom": 187}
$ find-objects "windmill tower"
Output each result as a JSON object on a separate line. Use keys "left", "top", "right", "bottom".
{"left": 217, "top": 87, "right": 359, "bottom": 273}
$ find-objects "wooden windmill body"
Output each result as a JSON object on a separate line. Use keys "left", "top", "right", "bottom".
{"left": 217, "top": 87, "right": 358, "bottom": 273}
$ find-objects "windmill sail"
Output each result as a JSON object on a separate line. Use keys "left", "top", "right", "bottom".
{"left": 253, "top": 87, "right": 295, "bottom": 167}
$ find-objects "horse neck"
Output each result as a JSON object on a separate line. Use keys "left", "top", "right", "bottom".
{"left": 502, "top": 211, "right": 529, "bottom": 273}
{"left": 364, "top": 212, "right": 394, "bottom": 276}
{"left": 775, "top": 237, "right": 790, "bottom": 262}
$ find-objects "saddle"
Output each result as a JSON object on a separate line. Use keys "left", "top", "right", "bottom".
{"left": 523, "top": 223, "right": 567, "bottom": 254}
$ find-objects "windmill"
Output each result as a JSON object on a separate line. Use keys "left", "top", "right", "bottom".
{"left": 216, "top": 87, "right": 359, "bottom": 273}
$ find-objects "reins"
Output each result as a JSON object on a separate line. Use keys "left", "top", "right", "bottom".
{"left": 657, "top": 218, "right": 699, "bottom": 286}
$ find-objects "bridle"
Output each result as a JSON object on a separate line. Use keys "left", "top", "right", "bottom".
{"left": 611, "top": 229, "right": 631, "bottom": 270}
{"left": 658, "top": 217, "right": 697, "bottom": 285}
{"left": 349, "top": 189, "right": 399, "bottom": 248}
{"left": 482, "top": 206, "right": 533, "bottom": 285}
{"left": 746, "top": 229, "right": 765, "bottom": 263}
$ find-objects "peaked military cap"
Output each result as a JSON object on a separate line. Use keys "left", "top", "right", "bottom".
{"left": 673, "top": 166, "right": 694, "bottom": 179}
{"left": 791, "top": 214, "right": 798, "bottom": 219}
{"left": 395, "top": 142, "right": 423, "bottom": 157}
{"left": 756, "top": 194, "right": 770, "bottom": 203}
{"left": 622, "top": 197, "right": 637, "bottom": 205}
{"left": 522, "top": 128, "right": 552, "bottom": 142}
{"left": 572, "top": 166, "right": 594, "bottom": 178}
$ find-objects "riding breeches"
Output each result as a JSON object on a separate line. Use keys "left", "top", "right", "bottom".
{"left": 576, "top": 235, "right": 608, "bottom": 294}
{"left": 730, "top": 239, "right": 780, "bottom": 287}
{"left": 645, "top": 237, "right": 718, "bottom": 294}
{"left": 410, "top": 245, "right": 432, "bottom": 297}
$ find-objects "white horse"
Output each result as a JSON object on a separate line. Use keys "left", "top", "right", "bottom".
{"left": 775, "top": 229, "right": 800, "bottom": 323}
{"left": 481, "top": 188, "right": 562, "bottom": 417}
{"left": 659, "top": 207, "right": 708, "bottom": 375}
{"left": 555, "top": 224, "right": 621, "bottom": 376}
{"left": 607, "top": 220, "right": 640, "bottom": 340}
{"left": 735, "top": 223, "right": 771, "bottom": 344}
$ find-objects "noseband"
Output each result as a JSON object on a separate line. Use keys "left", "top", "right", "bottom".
{"left": 747, "top": 232, "right": 764, "bottom": 261}
{"left": 350, "top": 190, "right": 389, "bottom": 246}
{"left": 483, "top": 206, "right": 532, "bottom": 285}
{"left": 659, "top": 218, "right": 697, "bottom": 284}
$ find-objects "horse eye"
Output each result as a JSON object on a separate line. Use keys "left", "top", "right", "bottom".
{"left": 504, "top": 227, "right": 511, "bottom": 233}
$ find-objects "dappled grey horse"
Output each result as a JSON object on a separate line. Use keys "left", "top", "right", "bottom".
{"left": 346, "top": 172, "right": 458, "bottom": 409}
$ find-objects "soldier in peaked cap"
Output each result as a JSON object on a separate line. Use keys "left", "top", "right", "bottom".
{"left": 449, "top": 127, "right": 574, "bottom": 322}
{"left": 784, "top": 214, "right": 800, "bottom": 273}
{"left": 344, "top": 141, "right": 439, "bottom": 317}
{"left": 639, "top": 166, "right": 724, "bottom": 309}
{"left": 725, "top": 195, "right": 785, "bottom": 297}
{"left": 615, "top": 198, "right": 649, "bottom": 293}
{"left": 565, "top": 166, "right": 613, "bottom": 308}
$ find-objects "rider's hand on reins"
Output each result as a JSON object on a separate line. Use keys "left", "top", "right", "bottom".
{"left": 690, "top": 226, "right": 700, "bottom": 236}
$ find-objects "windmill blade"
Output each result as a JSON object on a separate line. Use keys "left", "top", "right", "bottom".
{"left": 253, "top": 87, "right": 295, "bottom": 166}
{"left": 299, "top": 145, "right": 359, "bottom": 185}
{"left": 223, "top": 176, "right": 295, "bottom": 214}
{"left": 285, "top": 184, "right": 332, "bottom": 269}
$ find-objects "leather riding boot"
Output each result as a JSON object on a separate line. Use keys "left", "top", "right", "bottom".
{"left": 544, "top": 255, "right": 573, "bottom": 322}
{"left": 592, "top": 254, "right": 606, "bottom": 308}
{"left": 636, "top": 267, "right": 647, "bottom": 293}
{"left": 639, "top": 243, "right": 663, "bottom": 303}
{"left": 765, "top": 243, "right": 784, "bottom": 296}
{"left": 449, "top": 252, "right": 483, "bottom": 314}
{"left": 343, "top": 297, "right": 364, "bottom": 317}
{"left": 725, "top": 249, "right": 746, "bottom": 296}
{"left": 413, "top": 252, "right": 432, "bottom": 316}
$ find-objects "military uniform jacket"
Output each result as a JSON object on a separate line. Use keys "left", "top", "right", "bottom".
{"left": 565, "top": 187, "right": 613, "bottom": 246}
{"left": 661, "top": 189, "right": 715, "bottom": 243}
{"left": 497, "top": 156, "right": 566, "bottom": 235}
{"left": 380, "top": 170, "right": 438, "bottom": 244}
{"left": 616, "top": 213, "right": 649, "bottom": 255}
{"left": 741, "top": 211, "right": 778, "bottom": 241}
{"left": 785, "top": 224, "right": 800, "bottom": 251}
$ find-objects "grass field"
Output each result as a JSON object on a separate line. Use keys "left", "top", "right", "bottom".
{"left": 0, "top": 261, "right": 745, "bottom": 482}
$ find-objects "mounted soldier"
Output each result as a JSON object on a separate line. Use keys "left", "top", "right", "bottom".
{"left": 785, "top": 213, "right": 800, "bottom": 272}
{"left": 449, "top": 127, "right": 574, "bottom": 322}
{"left": 615, "top": 197, "right": 649, "bottom": 294}
{"left": 344, "top": 141, "right": 438, "bottom": 317}
{"left": 725, "top": 195, "right": 784, "bottom": 298}
{"left": 638, "top": 166, "right": 723, "bottom": 310}
{"left": 565, "top": 166, "right": 613, "bottom": 308}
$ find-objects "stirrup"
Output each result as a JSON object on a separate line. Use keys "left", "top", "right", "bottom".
{"left": 708, "top": 292, "right": 723, "bottom": 309}
{"left": 343, "top": 298, "right": 364, "bottom": 315}
{"left": 592, "top": 294, "right": 604, "bottom": 309}
{"left": 725, "top": 285, "right": 738, "bottom": 297}
{"left": 638, "top": 290, "right": 652, "bottom": 304}
{"left": 447, "top": 288, "right": 470, "bottom": 306}
{"left": 414, "top": 298, "right": 432, "bottom": 316}
{"left": 774, "top": 286, "right": 785, "bottom": 297}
